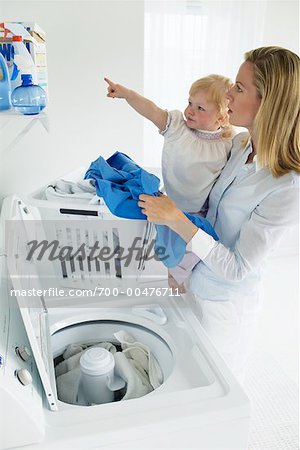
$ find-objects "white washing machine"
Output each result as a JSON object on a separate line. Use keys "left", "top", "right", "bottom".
{"left": 0, "top": 182, "right": 250, "bottom": 450}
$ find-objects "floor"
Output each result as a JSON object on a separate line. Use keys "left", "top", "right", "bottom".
{"left": 244, "top": 250, "right": 299, "bottom": 450}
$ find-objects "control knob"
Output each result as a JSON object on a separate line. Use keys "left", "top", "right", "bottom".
{"left": 15, "top": 346, "right": 31, "bottom": 361}
{"left": 16, "top": 368, "right": 33, "bottom": 386}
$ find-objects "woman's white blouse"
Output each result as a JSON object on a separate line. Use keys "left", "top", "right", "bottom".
{"left": 160, "top": 110, "right": 232, "bottom": 212}
{"left": 190, "top": 132, "right": 300, "bottom": 301}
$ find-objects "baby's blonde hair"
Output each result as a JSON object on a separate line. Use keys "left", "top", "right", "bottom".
{"left": 189, "top": 74, "right": 233, "bottom": 138}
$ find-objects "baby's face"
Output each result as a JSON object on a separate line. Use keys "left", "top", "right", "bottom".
{"left": 184, "top": 90, "right": 224, "bottom": 131}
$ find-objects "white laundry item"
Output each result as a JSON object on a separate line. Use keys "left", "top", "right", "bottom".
{"left": 45, "top": 178, "right": 103, "bottom": 205}
{"left": 63, "top": 342, "right": 85, "bottom": 359}
{"left": 55, "top": 333, "right": 162, "bottom": 405}
{"left": 56, "top": 366, "right": 82, "bottom": 405}
{"left": 55, "top": 350, "right": 82, "bottom": 378}
{"left": 126, "top": 357, "right": 154, "bottom": 387}
{"left": 114, "top": 330, "right": 163, "bottom": 389}
{"left": 55, "top": 342, "right": 117, "bottom": 403}
{"left": 63, "top": 341, "right": 117, "bottom": 359}
{"left": 55, "top": 342, "right": 116, "bottom": 377}
{"left": 113, "top": 352, "right": 153, "bottom": 400}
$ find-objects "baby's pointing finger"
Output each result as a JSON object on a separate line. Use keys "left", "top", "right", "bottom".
{"left": 104, "top": 77, "right": 115, "bottom": 87}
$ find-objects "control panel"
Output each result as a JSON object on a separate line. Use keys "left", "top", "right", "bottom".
{"left": 0, "top": 254, "right": 44, "bottom": 449}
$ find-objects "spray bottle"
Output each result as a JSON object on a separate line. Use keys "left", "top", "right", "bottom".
{"left": 10, "top": 35, "right": 37, "bottom": 91}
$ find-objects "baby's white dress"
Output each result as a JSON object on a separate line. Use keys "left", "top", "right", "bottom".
{"left": 161, "top": 110, "right": 233, "bottom": 212}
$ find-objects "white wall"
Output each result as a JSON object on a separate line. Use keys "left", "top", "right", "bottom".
{"left": 143, "top": 0, "right": 299, "bottom": 168}
{"left": 0, "top": 0, "right": 144, "bottom": 200}
{"left": 264, "top": 0, "right": 299, "bottom": 53}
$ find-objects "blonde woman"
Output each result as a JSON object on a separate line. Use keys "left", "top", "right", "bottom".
{"left": 105, "top": 74, "right": 233, "bottom": 213}
{"left": 138, "top": 47, "right": 300, "bottom": 381}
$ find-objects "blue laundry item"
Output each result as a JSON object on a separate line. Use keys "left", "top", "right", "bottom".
{"left": 85, "top": 152, "right": 159, "bottom": 219}
{"left": 84, "top": 152, "right": 218, "bottom": 267}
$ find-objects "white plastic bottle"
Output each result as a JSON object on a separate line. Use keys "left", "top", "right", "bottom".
{"left": 10, "top": 35, "right": 37, "bottom": 91}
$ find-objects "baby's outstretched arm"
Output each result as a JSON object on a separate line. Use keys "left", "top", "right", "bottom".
{"left": 105, "top": 77, "right": 168, "bottom": 132}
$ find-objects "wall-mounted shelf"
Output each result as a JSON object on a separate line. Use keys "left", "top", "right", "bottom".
{"left": 0, "top": 109, "right": 49, "bottom": 154}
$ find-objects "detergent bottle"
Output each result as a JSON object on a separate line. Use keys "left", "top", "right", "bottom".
{"left": 11, "top": 74, "right": 47, "bottom": 115}
{"left": 10, "top": 35, "right": 37, "bottom": 91}
{"left": 0, "top": 51, "right": 11, "bottom": 110}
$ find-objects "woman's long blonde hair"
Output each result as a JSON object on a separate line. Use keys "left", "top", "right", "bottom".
{"left": 189, "top": 74, "right": 233, "bottom": 138}
{"left": 245, "top": 46, "right": 300, "bottom": 177}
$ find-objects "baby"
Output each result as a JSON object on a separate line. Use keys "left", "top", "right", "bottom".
{"left": 105, "top": 74, "right": 233, "bottom": 213}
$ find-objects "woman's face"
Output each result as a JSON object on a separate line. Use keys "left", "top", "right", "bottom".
{"left": 226, "top": 61, "right": 261, "bottom": 133}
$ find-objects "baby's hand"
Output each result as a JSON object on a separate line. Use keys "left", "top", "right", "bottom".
{"left": 168, "top": 272, "right": 186, "bottom": 294}
{"left": 104, "top": 77, "right": 130, "bottom": 99}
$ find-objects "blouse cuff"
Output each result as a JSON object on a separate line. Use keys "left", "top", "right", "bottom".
{"left": 190, "top": 228, "right": 216, "bottom": 260}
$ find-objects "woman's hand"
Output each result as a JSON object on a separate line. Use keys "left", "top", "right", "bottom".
{"left": 138, "top": 194, "right": 199, "bottom": 243}
{"left": 138, "top": 194, "right": 181, "bottom": 226}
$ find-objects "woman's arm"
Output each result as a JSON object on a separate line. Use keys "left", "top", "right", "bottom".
{"left": 138, "top": 194, "right": 199, "bottom": 242}
{"left": 139, "top": 182, "right": 299, "bottom": 282}
{"left": 105, "top": 78, "right": 168, "bottom": 131}
{"left": 197, "top": 183, "right": 299, "bottom": 281}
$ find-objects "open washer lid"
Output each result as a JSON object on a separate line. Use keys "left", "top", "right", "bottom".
{"left": 2, "top": 195, "right": 168, "bottom": 412}
{"left": 4, "top": 196, "right": 59, "bottom": 411}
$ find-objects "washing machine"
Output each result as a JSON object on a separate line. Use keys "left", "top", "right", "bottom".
{"left": 0, "top": 179, "right": 250, "bottom": 450}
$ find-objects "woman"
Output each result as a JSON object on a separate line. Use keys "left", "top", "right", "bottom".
{"left": 138, "top": 46, "right": 300, "bottom": 381}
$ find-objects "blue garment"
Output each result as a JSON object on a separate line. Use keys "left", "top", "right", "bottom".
{"left": 85, "top": 151, "right": 218, "bottom": 267}
{"left": 85, "top": 152, "right": 159, "bottom": 219}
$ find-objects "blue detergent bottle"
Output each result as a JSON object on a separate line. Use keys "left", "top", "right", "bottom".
{"left": 11, "top": 74, "right": 47, "bottom": 115}
{"left": 0, "top": 51, "right": 12, "bottom": 110}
